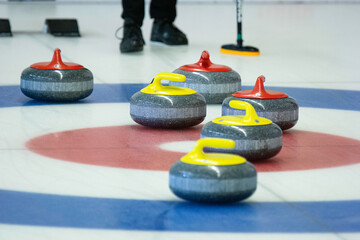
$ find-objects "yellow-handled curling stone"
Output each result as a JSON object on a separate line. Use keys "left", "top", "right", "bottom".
{"left": 130, "top": 72, "right": 206, "bottom": 128}
{"left": 170, "top": 50, "right": 241, "bottom": 104}
{"left": 169, "top": 138, "right": 257, "bottom": 203}
{"left": 222, "top": 75, "right": 299, "bottom": 130}
{"left": 201, "top": 100, "right": 282, "bottom": 160}
{"left": 20, "top": 48, "right": 93, "bottom": 102}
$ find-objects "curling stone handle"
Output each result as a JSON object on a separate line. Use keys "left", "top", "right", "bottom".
{"left": 250, "top": 75, "right": 266, "bottom": 95}
{"left": 150, "top": 72, "right": 186, "bottom": 92}
{"left": 141, "top": 72, "right": 195, "bottom": 95}
{"left": 30, "top": 48, "right": 84, "bottom": 70}
{"left": 197, "top": 50, "right": 212, "bottom": 68}
{"left": 181, "top": 138, "right": 246, "bottom": 165}
{"left": 229, "top": 100, "right": 260, "bottom": 123}
{"left": 191, "top": 138, "right": 236, "bottom": 158}
{"left": 152, "top": 72, "right": 186, "bottom": 89}
{"left": 50, "top": 48, "right": 64, "bottom": 66}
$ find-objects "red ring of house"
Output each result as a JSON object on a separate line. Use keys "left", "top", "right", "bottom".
{"left": 26, "top": 125, "right": 360, "bottom": 172}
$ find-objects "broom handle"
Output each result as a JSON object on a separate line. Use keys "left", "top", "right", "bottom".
{"left": 236, "top": 0, "right": 243, "bottom": 47}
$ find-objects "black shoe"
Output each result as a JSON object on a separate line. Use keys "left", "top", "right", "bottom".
{"left": 120, "top": 19, "right": 145, "bottom": 53}
{"left": 150, "top": 19, "right": 188, "bottom": 45}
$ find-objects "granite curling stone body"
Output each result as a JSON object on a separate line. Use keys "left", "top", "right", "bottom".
{"left": 222, "top": 75, "right": 299, "bottom": 130}
{"left": 130, "top": 72, "right": 206, "bottom": 128}
{"left": 169, "top": 138, "right": 257, "bottom": 203}
{"left": 201, "top": 100, "right": 282, "bottom": 160}
{"left": 20, "top": 48, "right": 93, "bottom": 102}
{"left": 170, "top": 50, "right": 241, "bottom": 104}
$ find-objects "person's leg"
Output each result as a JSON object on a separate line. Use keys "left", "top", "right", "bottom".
{"left": 120, "top": 0, "right": 145, "bottom": 53}
{"left": 150, "top": 0, "right": 176, "bottom": 22}
{"left": 122, "top": 0, "right": 145, "bottom": 26}
{"left": 150, "top": 0, "right": 188, "bottom": 45}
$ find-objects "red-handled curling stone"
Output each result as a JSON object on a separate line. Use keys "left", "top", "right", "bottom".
{"left": 20, "top": 48, "right": 93, "bottom": 102}
{"left": 222, "top": 76, "right": 299, "bottom": 130}
{"left": 170, "top": 50, "right": 241, "bottom": 104}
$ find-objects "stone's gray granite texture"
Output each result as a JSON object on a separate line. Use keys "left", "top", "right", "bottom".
{"left": 170, "top": 69, "right": 241, "bottom": 104}
{"left": 169, "top": 160, "right": 257, "bottom": 203}
{"left": 222, "top": 97, "right": 299, "bottom": 130}
{"left": 20, "top": 67, "right": 93, "bottom": 102}
{"left": 130, "top": 92, "right": 206, "bottom": 128}
{"left": 201, "top": 122, "right": 282, "bottom": 160}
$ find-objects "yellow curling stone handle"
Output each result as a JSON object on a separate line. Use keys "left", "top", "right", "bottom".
{"left": 181, "top": 138, "right": 246, "bottom": 166}
{"left": 141, "top": 72, "right": 196, "bottom": 95}
{"left": 213, "top": 100, "right": 272, "bottom": 126}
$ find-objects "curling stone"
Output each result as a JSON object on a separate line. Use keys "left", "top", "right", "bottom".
{"left": 20, "top": 48, "right": 93, "bottom": 102}
{"left": 130, "top": 72, "right": 206, "bottom": 128}
{"left": 201, "top": 100, "right": 282, "bottom": 160}
{"left": 222, "top": 75, "right": 298, "bottom": 130}
{"left": 169, "top": 138, "right": 257, "bottom": 203}
{"left": 169, "top": 50, "right": 241, "bottom": 104}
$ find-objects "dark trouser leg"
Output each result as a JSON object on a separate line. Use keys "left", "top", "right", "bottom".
{"left": 120, "top": 0, "right": 145, "bottom": 53}
{"left": 121, "top": 0, "right": 145, "bottom": 26}
{"left": 150, "top": 0, "right": 177, "bottom": 22}
{"left": 150, "top": 0, "right": 187, "bottom": 45}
